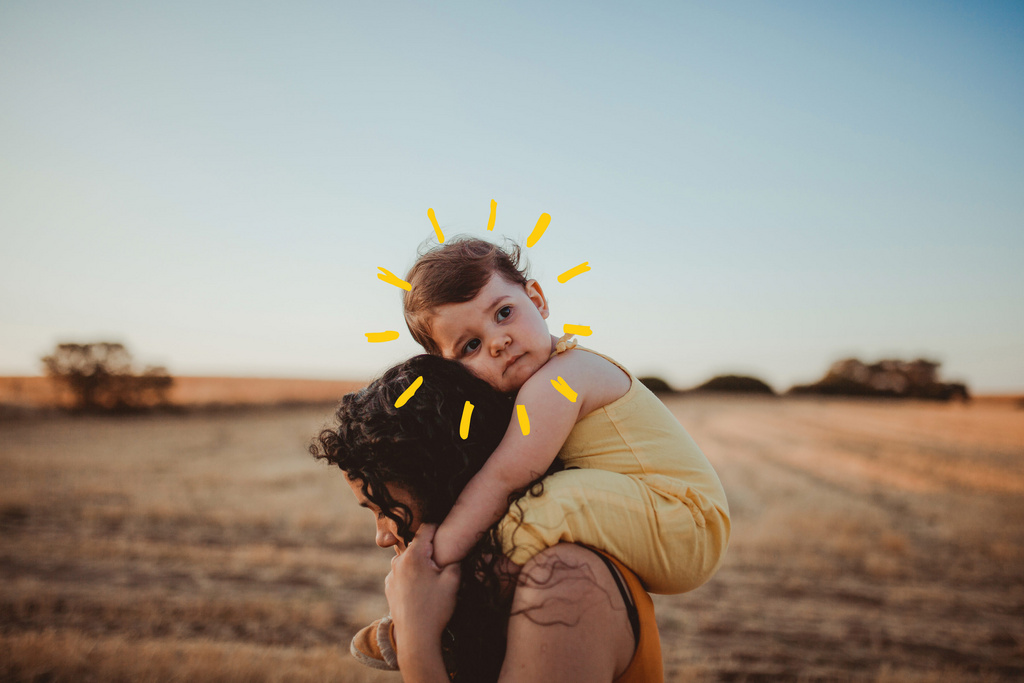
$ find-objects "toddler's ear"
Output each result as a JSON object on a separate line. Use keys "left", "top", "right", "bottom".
{"left": 525, "top": 279, "right": 550, "bottom": 319}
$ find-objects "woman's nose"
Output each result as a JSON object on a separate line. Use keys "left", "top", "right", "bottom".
{"left": 376, "top": 521, "right": 398, "bottom": 548}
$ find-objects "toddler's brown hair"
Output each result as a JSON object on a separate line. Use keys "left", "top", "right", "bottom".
{"left": 403, "top": 237, "right": 529, "bottom": 355}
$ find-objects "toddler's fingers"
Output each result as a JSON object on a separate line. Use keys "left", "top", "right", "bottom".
{"left": 406, "top": 524, "right": 445, "bottom": 570}
{"left": 409, "top": 524, "right": 437, "bottom": 555}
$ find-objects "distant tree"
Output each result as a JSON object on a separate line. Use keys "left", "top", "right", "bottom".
{"left": 41, "top": 342, "right": 173, "bottom": 412}
{"left": 787, "top": 357, "right": 969, "bottom": 401}
{"left": 691, "top": 375, "right": 776, "bottom": 395}
{"left": 638, "top": 376, "right": 674, "bottom": 394}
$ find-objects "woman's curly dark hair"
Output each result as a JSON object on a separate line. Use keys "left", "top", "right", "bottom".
{"left": 311, "top": 354, "right": 558, "bottom": 681}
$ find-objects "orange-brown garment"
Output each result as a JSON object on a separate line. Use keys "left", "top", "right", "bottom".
{"left": 601, "top": 550, "right": 665, "bottom": 683}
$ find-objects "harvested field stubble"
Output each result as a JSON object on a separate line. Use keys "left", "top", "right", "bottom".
{"left": 656, "top": 396, "right": 1024, "bottom": 682}
{"left": 1, "top": 397, "right": 1022, "bottom": 681}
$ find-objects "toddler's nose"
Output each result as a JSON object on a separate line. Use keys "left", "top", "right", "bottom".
{"left": 490, "top": 335, "right": 511, "bottom": 355}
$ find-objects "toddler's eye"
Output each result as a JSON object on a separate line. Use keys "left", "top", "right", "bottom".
{"left": 463, "top": 339, "right": 481, "bottom": 354}
{"left": 497, "top": 306, "right": 512, "bottom": 321}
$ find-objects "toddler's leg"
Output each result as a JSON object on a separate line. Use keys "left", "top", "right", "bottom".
{"left": 498, "top": 468, "right": 727, "bottom": 594}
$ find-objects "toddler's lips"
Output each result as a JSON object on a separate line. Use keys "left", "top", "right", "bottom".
{"left": 503, "top": 353, "right": 524, "bottom": 375}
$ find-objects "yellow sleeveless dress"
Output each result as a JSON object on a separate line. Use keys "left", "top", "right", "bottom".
{"left": 498, "top": 342, "right": 731, "bottom": 594}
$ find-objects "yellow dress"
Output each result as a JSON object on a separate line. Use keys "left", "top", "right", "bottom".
{"left": 498, "top": 343, "right": 731, "bottom": 594}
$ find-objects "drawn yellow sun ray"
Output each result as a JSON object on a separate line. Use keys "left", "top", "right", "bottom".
{"left": 460, "top": 401, "right": 474, "bottom": 439}
{"left": 550, "top": 376, "right": 578, "bottom": 403}
{"left": 377, "top": 267, "right": 411, "bottom": 291}
{"left": 558, "top": 262, "right": 591, "bottom": 283}
{"left": 563, "top": 324, "right": 592, "bottom": 337}
{"left": 428, "top": 207, "right": 445, "bottom": 243}
{"left": 365, "top": 331, "right": 400, "bottom": 343}
{"left": 373, "top": 201, "right": 590, "bottom": 438}
{"left": 526, "top": 213, "right": 550, "bottom": 248}
{"left": 395, "top": 376, "right": 423, "bottom": 408}
{"left": 516, "top": 405, "right": 530, "bottom": 435}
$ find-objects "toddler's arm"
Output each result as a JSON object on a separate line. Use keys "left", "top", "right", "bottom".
{"left": 431, "top": 351, "right": 628, "bottom": 567}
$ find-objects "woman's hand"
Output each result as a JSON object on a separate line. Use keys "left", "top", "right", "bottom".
{"left": 385, "top": 523, "right": 461, "bottom": 679}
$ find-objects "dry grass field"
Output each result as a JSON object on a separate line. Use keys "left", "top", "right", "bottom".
{"left": 1, "top": 394, "right": 1022, "bottom": 681}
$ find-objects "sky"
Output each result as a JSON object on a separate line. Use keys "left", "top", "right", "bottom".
{"left": 2, "top": 1, "right": 1022, "bottom": 393}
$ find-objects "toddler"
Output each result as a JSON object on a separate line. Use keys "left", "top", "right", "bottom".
{"left": 403, "top": 237, "right": 730, "bottom": 593}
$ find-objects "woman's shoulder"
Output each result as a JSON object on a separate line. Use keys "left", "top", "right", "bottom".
{"left": 513, "top": 543, "right": 613, "bottom": 599}
{"left": 502, "top": 544, "right": 637, "bottom": 681}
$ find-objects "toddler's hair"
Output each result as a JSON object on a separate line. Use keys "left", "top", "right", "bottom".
{"left": 403, "top": 236, "right": 529, "bottom": 355}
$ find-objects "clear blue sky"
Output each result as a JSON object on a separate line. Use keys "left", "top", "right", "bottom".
{"left": 2, "top": 1, "right": 1022, "bottom": 392}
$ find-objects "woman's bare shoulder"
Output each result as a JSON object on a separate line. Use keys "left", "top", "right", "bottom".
{"left": 500, "top": 544, "right": 635, "bottom": 682}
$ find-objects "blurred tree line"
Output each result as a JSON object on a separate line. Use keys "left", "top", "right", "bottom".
{"left": 640, "top": 358, "right": 968, "bottom": 401}
{"left": 42, "top": 343, "right": 173, "bottom": 412}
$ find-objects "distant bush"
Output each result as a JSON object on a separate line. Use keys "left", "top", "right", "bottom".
{"left": 787, "top": 358, "right": 969, "bottom": 402}
{"left": 638, "top": 376, "right": 674, "bottom": 394}
{"left": 42, "top": 342, "right": 173, "bottom": 412}
{"left": 788, "top": 374, "right": 880, "bottom": 397}
{"left": 691, "top": 375, "right": 775, "bottom": 395}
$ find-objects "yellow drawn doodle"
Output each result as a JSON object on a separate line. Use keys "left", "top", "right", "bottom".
{"left": 428, "top": 208, "right": 445, "bottom": 243}
{"left": 526, "top": 213, "right": 550, "bottom": 248}
{"left": 460, "top": 401, "right": 474, "bottom": 439}
{"left": 516, "top": 404, "right": 530, "bottom": 435}
{"left": 375, "top": 201, "right": 596, "bottom": 436}
{"left": 550, "top": 376, "right": 578, "bottom": 403}
{"left": 377, "top": 267, "right": 411, "bottom": 291}
{"left": 563, "top": 324, "right": 592, "bottom": 337}
{"left": 395, "top": 376, "right": 423, "bottom": 408}
{"left": 557, "top": 262, "right": 591, "bottom": 283}
{"left": 365, "top": 331, "right": 400, "bottom": 343}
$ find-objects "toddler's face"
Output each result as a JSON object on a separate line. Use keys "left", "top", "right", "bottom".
{"left": 429, "top": 273, "right": 555, "bottom": 394}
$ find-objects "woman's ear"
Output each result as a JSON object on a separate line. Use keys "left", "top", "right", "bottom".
{"left": 525, "top": 279, "right": 550, "bottom": 319}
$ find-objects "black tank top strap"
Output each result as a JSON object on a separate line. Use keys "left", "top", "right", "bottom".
{"left": 594, "top": 550, "right": 641, "bottom": 649}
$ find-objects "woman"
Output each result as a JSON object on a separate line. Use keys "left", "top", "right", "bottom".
{"left": 311, "top": 355, "right": 662, "bottom": 682}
